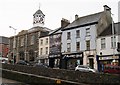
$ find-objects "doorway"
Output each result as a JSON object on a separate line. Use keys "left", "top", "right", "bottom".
{"left": 89, "top": 58, "right": 94, "bottom": 69}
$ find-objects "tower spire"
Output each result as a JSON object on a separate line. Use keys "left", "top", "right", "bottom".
{"left": 39, "top": 3, "right": 41, "bottom": 10}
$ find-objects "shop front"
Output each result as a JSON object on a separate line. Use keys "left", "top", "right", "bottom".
{"left": 49, "top": 53, "right": 61, "bottom": 68}
{"left": 96, "top": 54, "right": 120, "bottom": 72}
{"left": 37, "top": 55, "right": 49, "bottom": 66}
{"left": 61, "top": 52, "right": 83, "bottom": 69}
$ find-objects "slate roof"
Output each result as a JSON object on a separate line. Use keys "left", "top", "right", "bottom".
{"left": 63, "top": 12, "right": 103, "bottom": 30}
{"left": 49, "top": 27, "right": 62, "bottom": 35}
{"left": 99, "top": 22, "right": 120, "bottom": 37}
{"left": 33, "top": 9, "right": 45, "bottom": 16}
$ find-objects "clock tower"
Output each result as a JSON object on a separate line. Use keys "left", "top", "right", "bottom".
{"left": 33, "top": 8, "right": 45, "bottom": 27}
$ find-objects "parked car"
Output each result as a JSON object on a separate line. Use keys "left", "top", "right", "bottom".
{"left": 0, "top": 57, "right": 8, "bottom": 64}
{"left": 75, "top": 65, "right": 97, "bottom": 73}
{"left": 16, "top": 60, "right": 30, "bottom": 65}
{"left": 104, "top": 64, "right": 120, "bottom": 74}
{"left": 33, "top": 63, "right": 48, "bottom": 68}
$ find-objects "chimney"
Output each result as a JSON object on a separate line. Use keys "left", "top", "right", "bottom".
{"left": 103, "top": 5, "right": 111, "bottom": 11}
{"left": 61, "top": 18, "right": 70, "bottom": 28}
{"left": 75, "top": 14, "right": 78, "bottom": 20}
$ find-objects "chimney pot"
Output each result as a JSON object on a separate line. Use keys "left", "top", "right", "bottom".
{"left": 103, "top": 5, "right": 111, "bottom": 11}
{"left": 75, "top": 14, "right": 78, "bottom": 20}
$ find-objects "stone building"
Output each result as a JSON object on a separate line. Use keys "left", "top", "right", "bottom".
{"left": 0, "top": 36, "right": 9, "bottom": 58}
{"left": 9, "top": 8, "right": 51, "bottom": 63}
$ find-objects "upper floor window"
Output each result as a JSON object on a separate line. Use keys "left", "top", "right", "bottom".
{"left": 111, "top": 36, "right": 116, "bottom": 48}
{"left": 76, "top": 30, "right": 80, "bottom": 38}
{"left": 40, "top": 48, "right": 43, "bottom": 55}
{"left": 46, "top": 38, "right": 48, "bottom": 45}
{"left": 86, "top": 28, "right": 90, "bottom": 36}
{"left": 46, "top": 47, "right": 48, "bottom": 54}
{"left": 101, "top": 38, "right": 106, "bottom": 49}
{"left": 76, "top": 42, "right": 80, "bottom": 51}
{"left": 67, "top": 43, "right": 71, "bottom": 52}
{"left": 21, "top": 38, "right": 24, "bottom": 46}
{"left": 67, "top": 32, "right": 71, "bottom": 40}
{"left": 86, "top": 40, "right": 90, "bottom": 50}
{"left": 40, "top": 39, "right": 43, "bottom": 45}
{"left": 31, "top": 35, "right": 35, "bottom": 45}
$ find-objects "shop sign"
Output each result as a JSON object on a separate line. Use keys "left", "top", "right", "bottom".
{"left": 66, "top": 54, "right": 82, "bottom": 58}
{"left": 99, "top": 56, "right": 119, "bottom": 60}
{"left": 49, "top": 54, "right": 61, "bottom": 58}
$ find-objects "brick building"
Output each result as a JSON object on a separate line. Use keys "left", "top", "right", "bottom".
{"left": 0, "top": 36, "right": 9, "bottom": 58}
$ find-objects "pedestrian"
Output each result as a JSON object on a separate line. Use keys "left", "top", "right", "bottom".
{"left": 101, "top": 64, "right": 104, "bottom": 72}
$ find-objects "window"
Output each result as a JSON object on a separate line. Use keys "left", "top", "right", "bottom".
{"left": 21, "top": 38, "right": 24, "bottom": 46}
{"left": 76, "top": 42, "right": 80, "bottom": 51}
{"left": 101, "top": 38, "right": 106, "bottom": 49}
{"left": 86, "top": 28, "right": 90, "bottom": 36}
{"left": 67, "top": 32, "right": 71, "bottom": 40}
{"left": 111, "top": 36, "right": 116, "bottom": 48}
{"left": 86, "top": 40, "right": 90, "bottom": 50}
{"left": 40, "top": 48, "right": 43, "bottom": 55}
{"left": 46, "top": 38, "right": 48, "bottom": 45}
{"left": 31, "top": 35, "right": 35, "bottom": 45}
{"left": 76, "top": 30, "right": 80, "bottom": 38}
{"left": 67, "top": 43, "right": 71, "bottom": 52}
{"left": 40, "top": 39, "right": 43, "bottom": 45}
{"left": 46, "top": 47, "right": 48, "bottom": 54}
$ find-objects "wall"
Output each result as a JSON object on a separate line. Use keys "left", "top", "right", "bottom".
{"left": 2, "top": 64, "right": 120, "bottom": 84}
{"left": 61, "top": 24, "right": 96, "bottom": 53}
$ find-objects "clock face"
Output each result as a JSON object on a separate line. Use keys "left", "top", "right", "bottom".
{"left": 40, "top": 17, "right": 43, "bottom": 21}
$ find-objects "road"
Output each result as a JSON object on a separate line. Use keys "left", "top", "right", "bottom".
{"left": 0, "top": 77, "right": 20, "bottom": 83}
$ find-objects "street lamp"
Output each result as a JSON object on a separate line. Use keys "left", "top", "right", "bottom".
{"left": 111, "top": 14, "right": 116, "bottom": 64}
{"left": 9, "top": 26, "right": 17, "bottom": 64}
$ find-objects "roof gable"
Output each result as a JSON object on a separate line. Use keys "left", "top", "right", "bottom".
{"left": 49, "top": 27, "right": 62, "bottom": 35}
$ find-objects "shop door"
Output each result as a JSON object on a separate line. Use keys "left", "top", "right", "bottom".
{"left": 89, "top": 58, "right": 94, "bottom": 69}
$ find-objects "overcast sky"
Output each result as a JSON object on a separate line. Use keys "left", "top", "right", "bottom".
{"left": 0, "top": 0, "right": 119, "bottom": 37}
